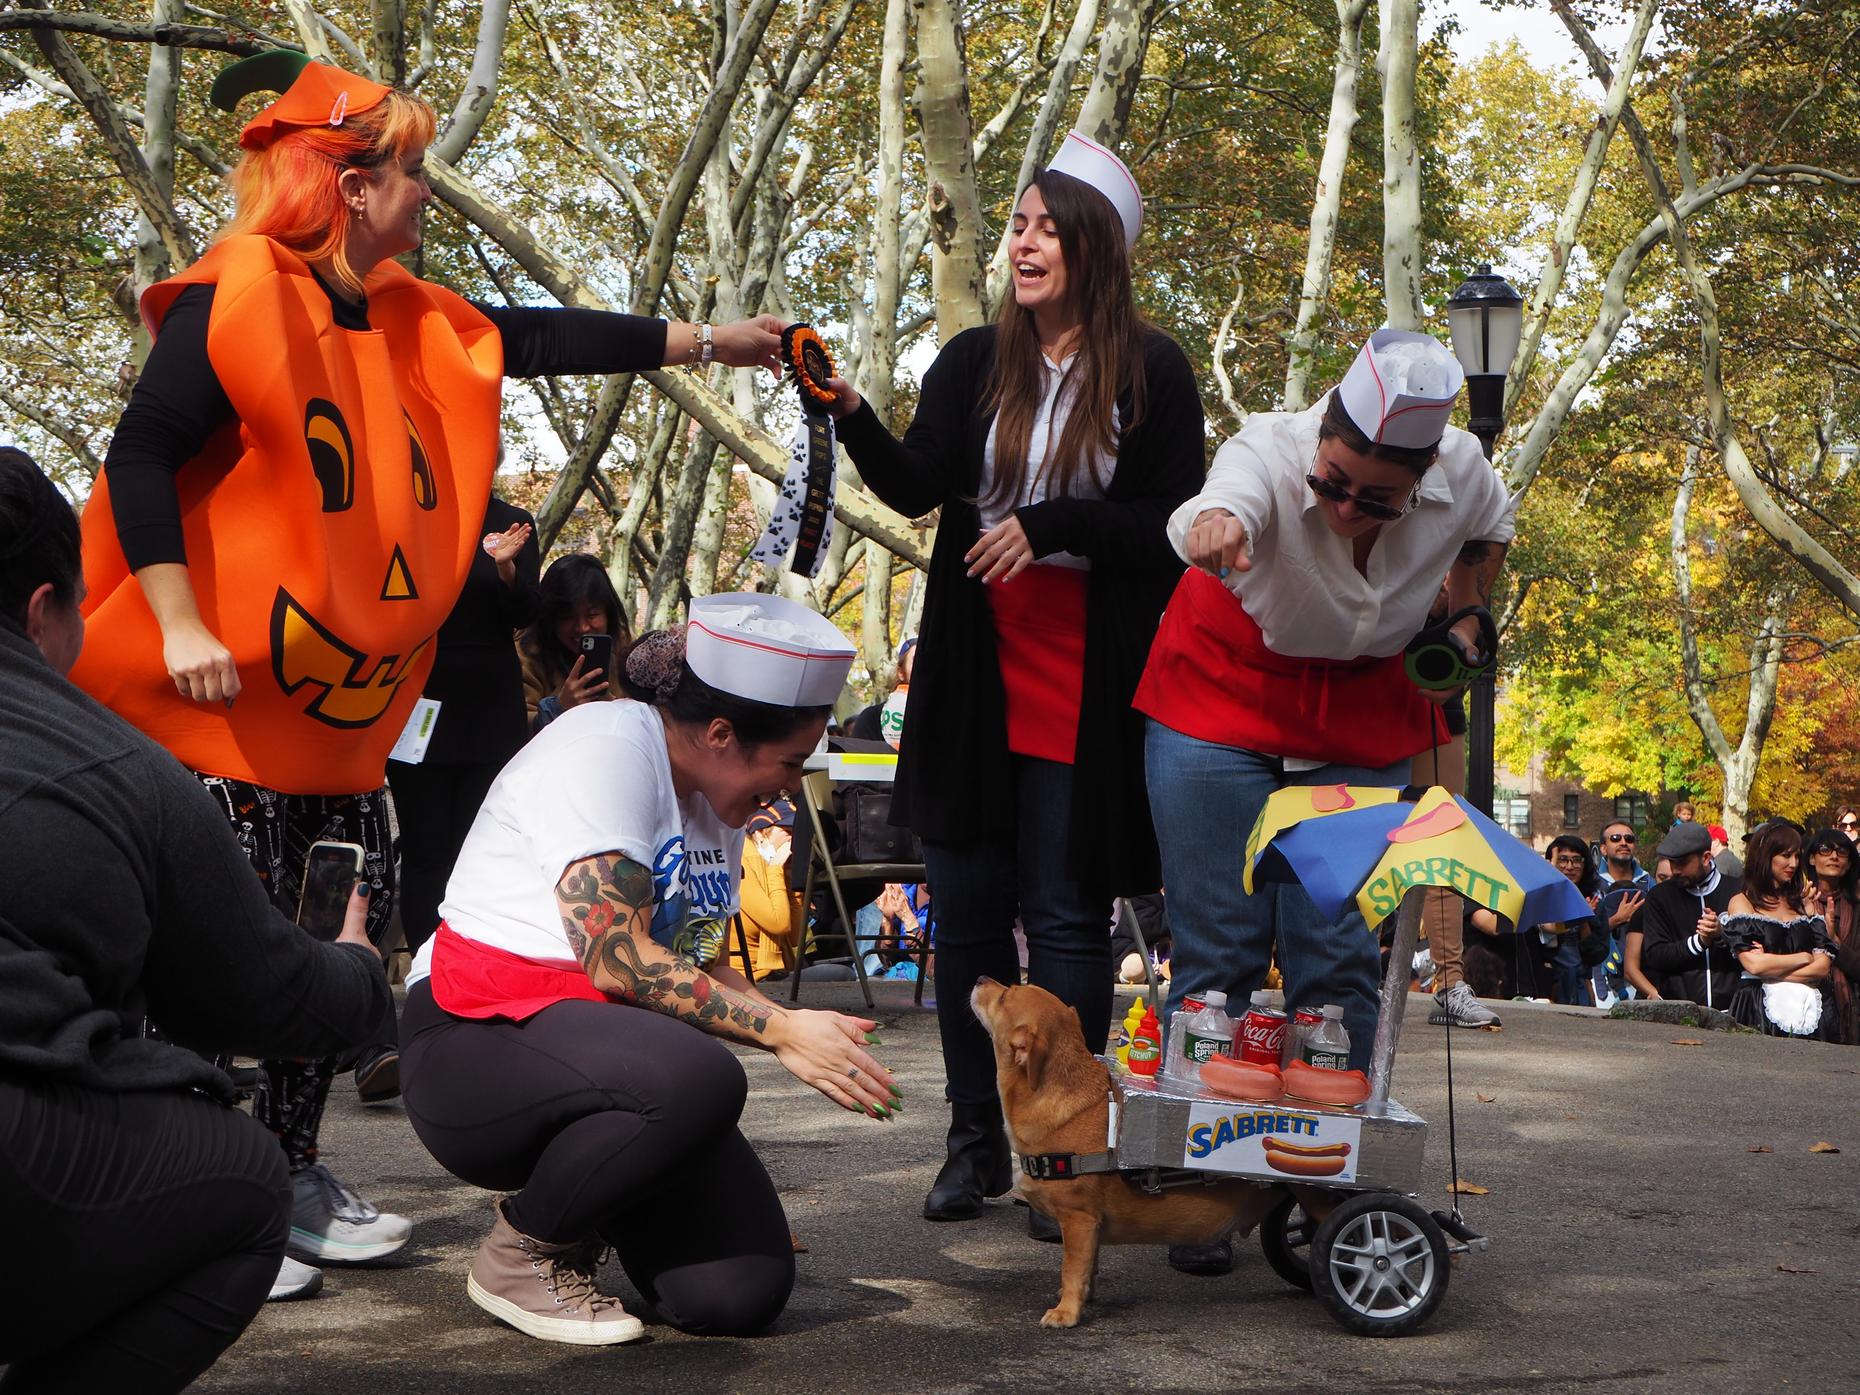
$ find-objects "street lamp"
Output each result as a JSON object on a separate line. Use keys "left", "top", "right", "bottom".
{"left": 1445, "top": 265, "right": 1524, "bottom": 819}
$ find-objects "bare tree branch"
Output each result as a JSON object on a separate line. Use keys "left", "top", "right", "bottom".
{"left": 0, "top": 8, "right": 274, "bottom": 54}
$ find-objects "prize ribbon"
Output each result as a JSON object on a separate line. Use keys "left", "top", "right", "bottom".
{"left": 750, "top": 324, "right": 839, "bottom": 578}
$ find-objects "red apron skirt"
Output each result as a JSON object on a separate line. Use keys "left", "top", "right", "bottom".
{"left": 429, "top": 921, "right": 608, "bottom": 1022}
{"left": 1133, "top": 568, "right": 1447, "bottom": 768}
{"left": 985, "top": 563, "right": 1089, "bottom": 764}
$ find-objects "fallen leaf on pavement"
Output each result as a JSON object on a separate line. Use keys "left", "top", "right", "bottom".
{"left": 1670, "top": 1038, "right": 1703, "bottom": 1046}
{"left": 1476, "top": 1093, "right": 1497, "bottom": 1103}
{"left": 1809, "top": 1141, "right": 1841, "bottom": 1154}
{"left": 1448, "top": 1179, "right": 1490, "bottom": 1196}
{"left": 1563, "top": 1113, "right": 1579, "bottom": 1121}
{"left": 1747, "top": 1145, "right": 1773, "bottom": 1154}
{"left": 1478, "top": 1024, "right": 1503, "bottom": 1032}
{"left": 1776, "top": 1264, "right": 1817, "bottom": 1275}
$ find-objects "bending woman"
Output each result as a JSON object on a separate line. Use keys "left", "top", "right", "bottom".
{"left": 400, "top": 598, "right": 898, "bottom": 1345}
{"left": 0, "top": 449, "right": 388, "bottom": 1393}
{"left": 72, "top": 56, "right": 785, "bottom": 1293}
{"left": 822, "top": 132, "right": 1205, "bottom": 1223}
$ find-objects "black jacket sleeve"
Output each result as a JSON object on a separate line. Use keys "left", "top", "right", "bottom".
{"left": 137, "top": 751, "right": 390, "bottom": 1059}
{"left": 1640, "top": 894, "right": 1705, "bottom": 977}
{"left": 1015, "top": 334, "right": 1206, "bottom": 570}
{"left": 475, "top": 303, "right": 669, "bottom": 378}
{"left": 103, "top": 285, "right": 232, "bottom": 570}
{"left": 835, "top": 328, "right": 989, "bottom": 518}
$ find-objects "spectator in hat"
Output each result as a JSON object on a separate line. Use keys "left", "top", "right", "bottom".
{"left": 1639, "top": 822, "right": 1741, "bottom": 1010}
{"left": 1708, "top": 823, "right": 1743, "bottom": 881}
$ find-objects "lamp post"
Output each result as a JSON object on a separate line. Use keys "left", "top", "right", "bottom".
{"left": 1446, "top": 265, "right": 1524, "bottom": 818}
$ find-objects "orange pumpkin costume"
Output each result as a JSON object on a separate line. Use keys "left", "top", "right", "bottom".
{"left": 72, "top": 234, "right": 503, "bottom": 793}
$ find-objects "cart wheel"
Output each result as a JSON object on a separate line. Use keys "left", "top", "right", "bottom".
{"left": 1259, "top": 1194, "right": 1314, "bottom": 1291}
{"left": 1308, "top": 1192, "right": 1450, "bottom": 1337}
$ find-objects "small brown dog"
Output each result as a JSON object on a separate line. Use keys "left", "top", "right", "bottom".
{"left": 971, "top": 977, "right": 1281, "bottom": 1327}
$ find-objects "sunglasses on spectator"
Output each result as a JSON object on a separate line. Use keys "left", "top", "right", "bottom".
{"left": 1604, "top": 833, "right": 1636, "bottom": 843}
{"left": 1305, "top": 470, "right": 1417, "bottom": 522}
{"left": 1841, "top": 819, "right": 1859, "bottom": 829}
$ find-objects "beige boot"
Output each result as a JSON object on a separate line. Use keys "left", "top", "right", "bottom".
{"left": 466, "top": 1198, "right": 646, "bottom": 1345}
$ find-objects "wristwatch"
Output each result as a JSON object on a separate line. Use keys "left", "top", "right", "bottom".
{"left": 699, "top": 322, "right": 715, "bottom": 365}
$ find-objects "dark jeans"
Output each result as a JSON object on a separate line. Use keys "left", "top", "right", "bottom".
{"left": 0, "top": 1079, "right": 289, "bottom": 1394}
{"left": 399, "top": 982, "right": 793, "bottom": 1336}
{"left": 921, "top": 755, "right": 1113, "bottom": 1106}
{"left": 385, "top": 758, "right": 501, "bottom": 954}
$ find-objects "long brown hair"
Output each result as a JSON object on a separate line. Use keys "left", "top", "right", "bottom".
{"left": 980, "top": 168, "right": 1148, "bottom": 511}
{"left": 1744, "top": 819, "right": 1807, "bottom": 912}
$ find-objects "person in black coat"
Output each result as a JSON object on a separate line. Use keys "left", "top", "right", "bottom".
{"left": 387, "top": 494, "right": 542, "bottom": 957}
{"left": 822, "top": 133, "right": 1204, "bottom": 1225}
{"left": 1638, "top": 822, "right": 1742, "bottom": 1010}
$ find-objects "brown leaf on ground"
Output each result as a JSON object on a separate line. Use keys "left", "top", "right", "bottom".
{"left": 1448, "top": 1179, "right": 1491, "bottom": 1196}
{"left": 1776, "top": 1264, "right": 1817, "bottom": 1275}
{"left": 1476, "top": 1093, "right": 1497, "bottom": 1103}
{"left": 1563, "top": 1113, "right": 1579, "bottom": 1121}
{"left": 1478, "top": 1024, "right": 1503, "bottom": 1032}
{"left": 1670, "top": 1038, "right": 1704, "bottom": 1046}
{"left": 1809, "top": 1141, "right": 1841, "bottom": 1154}
{"left": 790, "top": 1231, "right": 809, "bottom": 1253}
{"left": 1746, "top": 1145, "right": 1773, "bottom": 1154}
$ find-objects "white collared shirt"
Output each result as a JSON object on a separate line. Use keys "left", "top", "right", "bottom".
{"left": 980, "top": 353, "right": 1118, "bottom": 570}
{"left": 1165, "top": 398, "right": 1516, "bottom": 660}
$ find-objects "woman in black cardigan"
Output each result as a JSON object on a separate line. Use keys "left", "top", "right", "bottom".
{"left": 824, "top": 133, "right": 1205, "bottom": 1222}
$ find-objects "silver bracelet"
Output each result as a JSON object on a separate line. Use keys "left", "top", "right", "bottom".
{"left": 699, "top": 322, "right": 715, "bottom": 365}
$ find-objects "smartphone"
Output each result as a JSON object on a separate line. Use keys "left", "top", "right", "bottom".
{"left": 296, "top": 840, "right": 365, "bottom": 942}
{"left": 579, "top": 631, "right": 614, "bottom": 678}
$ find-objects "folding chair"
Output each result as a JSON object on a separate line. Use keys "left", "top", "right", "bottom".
{"left": 792, "top": 769, "right": 926, "bottom": 1009}
{"left": 1116, "top": 897, "right": 1163, "bottom": 1008}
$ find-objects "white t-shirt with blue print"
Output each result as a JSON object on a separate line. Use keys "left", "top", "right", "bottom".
{"left": 406, "top": 699, "right": 743, "bottom": 987}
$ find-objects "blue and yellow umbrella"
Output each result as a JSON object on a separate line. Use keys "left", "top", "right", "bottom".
{"left": 1244, "top": 784, "right": 1592, "bottom": 932}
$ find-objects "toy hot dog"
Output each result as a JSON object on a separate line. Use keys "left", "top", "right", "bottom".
{"left": 1283, "top": 1060, "right": 1372, "bottom": 1108}
{"left": 1199, "top": 1054, "right": 1285, "bottom": 1103}
{"left": 1262, "top": 1145, "right": 1348, "bottom": 1178}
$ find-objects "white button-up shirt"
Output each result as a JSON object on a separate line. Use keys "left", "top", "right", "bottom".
{"left": 1165, "top": 398, "right": 1516, "bottom": 661}
{"left": 980, "top": 353, "right": 1118, "bottom": 570}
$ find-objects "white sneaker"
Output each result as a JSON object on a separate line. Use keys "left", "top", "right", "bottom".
{"left": 268, "top": 1254, "right": 324, "bottom": 1302}
{"left": 1428, "top": 981, "right": 1501, "bottom": 1028}
{"left": 288, "top": 1162, "right": 413, "bottom": 1264}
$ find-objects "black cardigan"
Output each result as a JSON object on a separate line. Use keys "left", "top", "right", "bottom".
{"left": 835, "top": 324, "right": 1206, "bottom": 895}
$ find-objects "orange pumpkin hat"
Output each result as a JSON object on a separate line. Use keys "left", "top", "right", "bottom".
{"left": 210, "top": 50, "right": 393, "bottom": 151}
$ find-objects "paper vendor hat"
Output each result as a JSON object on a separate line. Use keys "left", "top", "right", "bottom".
{"left": 1335, "top": 329, "right": 1465, "bottom": 450}
{"left": 211, "top": 52, "right": 394, "bottom": 151}
{"left": 687, "top": 594, "right": 856, "bottom": 708}
{"left": 1046, "top": 130, "right": 1143, "bottom": 248}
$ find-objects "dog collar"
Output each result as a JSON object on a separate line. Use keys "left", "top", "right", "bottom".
{"left": 1017, "top": 1085, "right": 1121, "bottom": 1181}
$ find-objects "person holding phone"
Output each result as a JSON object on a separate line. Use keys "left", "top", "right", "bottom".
{"left": 0, "top": 448, "right": 390, "bottom": 1392}
{"left": 400, "top": 597, "right": 896, "bottom": 1345}
{"left": 518, "top": 553, "right": 629, "bottom": 733}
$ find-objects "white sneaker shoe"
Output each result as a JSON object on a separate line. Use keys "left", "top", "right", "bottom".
{"left": 288, "top": 1162, "right": 413, "bottom": 1264}
{"left": 1428, "top": 981, "right": 1501, "bottom": 1028}
{"left": 268, "top": 1254, "right": 324, "bottom": 1302}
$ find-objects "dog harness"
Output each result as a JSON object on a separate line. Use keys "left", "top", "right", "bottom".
{"left": 1018, "top": 1085, "right": 1123, "bottom": 1180}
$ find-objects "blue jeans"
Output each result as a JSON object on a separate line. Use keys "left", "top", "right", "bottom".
{"left": 1145, "top": 719, "right": 1410, "bottom": 1073}
{"left": 921, "top": 756, "right": 1112, "bottom": 1106}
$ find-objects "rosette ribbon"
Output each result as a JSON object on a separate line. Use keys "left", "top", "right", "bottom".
{"left": 751, "top": 324, "right": 839, "bottom": 578}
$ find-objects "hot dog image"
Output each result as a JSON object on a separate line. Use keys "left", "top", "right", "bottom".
{"left": 1262, "top": 1144, "right": 1349, "bottom": 1178}
{"left": 1260, "top": 1140, "right": 1352, "bottom": 1158}
{"left": 1283, "top": 1060, "right": 1372, "bottom": 1107}
{"left": 1199, "top": 1054, "right": 1285, "bottom": 1103}
{"left": 1385, "top": 799, "right": 1468, "bottom": 844}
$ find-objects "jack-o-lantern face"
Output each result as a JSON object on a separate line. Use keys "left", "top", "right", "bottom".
{"left": 406, "top": 411, "right": 436, "bottom": 511}
{"left": 271, "top": 589, "right": 430, "bottom": 729}
{"left": 305, "top": 399, "right": 354, "bottom": 511}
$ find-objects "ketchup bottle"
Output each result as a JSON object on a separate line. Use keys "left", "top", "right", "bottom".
{"left": 1128, "top": 1006, "right": 1162, "bottom": 1077}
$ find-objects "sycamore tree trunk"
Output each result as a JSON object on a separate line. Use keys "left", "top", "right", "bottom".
{"left": 1671, "top": 451, "right": 1788, "bottom": 845}
{"left": 1073, "top": 0, "right": 1159, "bottom": 147}
{"left": 914, "top": 0, "right": 989, "bottom": 338}
{"left": 1283, "top": 0, "right": 1370, "bottom": 410}
{"left": 1377, "top": 0, "right": 1424, "bottom": 331}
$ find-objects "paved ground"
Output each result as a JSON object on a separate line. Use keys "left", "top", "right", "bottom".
{"left": 198, "top": 984, "right": 1860, "bottom": 1395}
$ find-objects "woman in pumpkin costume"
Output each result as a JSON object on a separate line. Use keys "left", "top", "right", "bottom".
{"left": 76, "top": 54, "right": 786, "bottom": 1301}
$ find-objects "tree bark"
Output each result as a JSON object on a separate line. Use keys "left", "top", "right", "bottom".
{"left": 0, "top": 9, "right": 271, "bottom": 54}
{"left": 373, "top": 0, "right": 406, "bottom": 86}
{"left": 133, "top": 0, "right": 183, "bottom": 336}
{"left": 914, "top": 0, "right": 989, "bottom": 338}
{"left": 867, "top": 0, "right": 913, "bottom": 419}
{"left": 279, "top": 0, "right": 335, "bottom": 61}
{"left": 1283, "top": 0, "right": 1370, "bottom": 410}
{"left": 1074, "top": 0, "right": 1159, "bottom": 147}
{"left": 1377, "top": 0, "right": 1424, "bottom": 331}
{"left": 430, "top": 0, "right": 512, "bottom": 164}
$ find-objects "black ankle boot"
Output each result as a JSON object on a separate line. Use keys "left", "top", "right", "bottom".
{"left": 923, "top": 1099, "right": 1012, "bottom": 1221}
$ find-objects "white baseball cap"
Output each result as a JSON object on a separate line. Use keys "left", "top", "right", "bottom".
{"left": 1045, "top": 130, "right": 1143, "bottom": 248}
{"left": 686, "top": 593, "right": 855, "bottom": 708}
{"left": 1335, "top": 329, "right": 1465, "bottom": 450}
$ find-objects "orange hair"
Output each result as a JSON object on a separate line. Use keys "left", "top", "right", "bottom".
{"left": 221, "top": 90, "right": 436, "bottom": 295}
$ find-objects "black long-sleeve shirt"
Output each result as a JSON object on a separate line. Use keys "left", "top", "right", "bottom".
{"left": 1638, "top": 870, "right": 1743, "bottom": 1007}
{"left": 0, "top": 619, "right": 391, "bottom": 1101}
{"left": 105, "top": 277, "right": 668, "bottom": 569}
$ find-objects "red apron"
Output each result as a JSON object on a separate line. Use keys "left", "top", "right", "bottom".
{"left": 985, "top": 564, "right": 1089, "bottom": 764}
{"left": 429, "top": 921, "right": 608, "bottom": 1022}
{"left": 1133, "top": 568, "right": 1447, "bottom": 768}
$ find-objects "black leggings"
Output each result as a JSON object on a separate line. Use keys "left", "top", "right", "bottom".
{"left": 399, "top": 982, "right": 793, "bottom": 1337}
{"left": 0, "top": 1079, "right": 289, "bottom": 1394}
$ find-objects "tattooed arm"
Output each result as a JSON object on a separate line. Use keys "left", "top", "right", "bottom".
{"left": 1445, "top": 539, "right": 1509, "bottom": 656}
{"left": 556, "top": 852, "right": 779, "bottom": 1046}
{"left": 554, "top": 852, "right": 902, "bottom": 1114}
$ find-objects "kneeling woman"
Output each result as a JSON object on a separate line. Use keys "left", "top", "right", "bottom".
{"left": 401, "top": 596, "right": 898, "bottom": 1345}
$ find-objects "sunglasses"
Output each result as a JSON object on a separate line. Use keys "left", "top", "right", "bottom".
{"left": 1305, "top": 470, "right": 1416, "bottom": 523}
{"left": 1841, "top": 819, "right": 1858, "bottom": 829}
{"left": 1604, "top": 833, "right": 1637, "bottom": 843}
